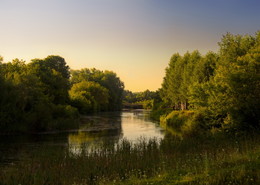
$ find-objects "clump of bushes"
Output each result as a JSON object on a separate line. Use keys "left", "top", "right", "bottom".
{"left": 160, "top": 110, "right": 214, "bottom": 137}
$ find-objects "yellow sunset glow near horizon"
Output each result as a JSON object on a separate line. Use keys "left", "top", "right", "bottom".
{"left": 1, "top": 0, "right": 259, "bottom": 91}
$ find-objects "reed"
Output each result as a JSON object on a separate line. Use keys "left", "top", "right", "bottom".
{"left": 0, "top": 133, "right": 259, "bottom": 185}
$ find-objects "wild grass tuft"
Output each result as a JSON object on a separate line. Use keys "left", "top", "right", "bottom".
{"left": 0, "top": 133, "right": 259, "bottom": 184}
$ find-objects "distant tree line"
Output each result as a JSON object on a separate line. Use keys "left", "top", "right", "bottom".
{"left": 123, "top": 90, "right": 158, "bottom": 109}
{"left": 158, "top": 31, "right": 260, "bottom": 131}
{"left": 0, "top": 56, "right": 124, "bottom": 133}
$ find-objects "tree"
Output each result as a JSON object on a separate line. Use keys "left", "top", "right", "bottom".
{"left": 100, "top": 71, "right": 124, "bottom": 110}
{"left": 188, "top": 52, "right": 218, "bottom": 109}
{"left": 44, "top": 55, "right": 70, "bottom": 79}
{"left": 161, "top": 53, "right": 181, "bottom": 108}
{"left": 203, "top": 32, "right": 260, "bottom": 129}
{"left": 71, "top": 68, "right": 124, "bottom": 111}
{"left": 29, "top": 56, "right": 70, "bottom": 104}
{"left": 0, "top": 56, "right": 78, "bottom": 133}
{"left": 0, "top": 59, "right": 52, "bottom": 131}
{"left": 161, "top": 51, "right": 202, "bottom": 110}
{"left": 69, "top": 81, "right": 109, "bottom": 113}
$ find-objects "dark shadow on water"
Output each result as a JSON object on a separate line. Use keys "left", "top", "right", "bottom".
{"left": 0, "top": 110, "right": 165, "bottom": 165}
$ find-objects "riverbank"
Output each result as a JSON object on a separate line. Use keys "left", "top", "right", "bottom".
{"left": 1, "top": 131, "right": 259, "bottom": 184}
{"left": 1, "top": 110, "right": 259, "bottom": 184}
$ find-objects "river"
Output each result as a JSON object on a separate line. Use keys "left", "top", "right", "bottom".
{"left": 0, "top": 109, "right": 165, "bottom": 165}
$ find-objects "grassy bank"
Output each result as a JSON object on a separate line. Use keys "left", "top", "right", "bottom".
{"left": 1, "top": 132, "right": 259, "bottom": 185}
{"left": 158, "top": 109, "right": 225, "bottom": 138}
{"left": 160, "top": 111, "right": 195, "bottom": 134}
{"left": 149, "top": 108, "right": 172, "bottom": 121}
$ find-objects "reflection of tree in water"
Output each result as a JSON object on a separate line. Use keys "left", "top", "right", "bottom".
{"left": 0, "top": 134, "right": 68, "bottom": 165}
{"left": 132, "top": 109, "right": 154, "bottom": 122}
{"left": 68, "top": 112, "right": 122, "bottom": 154}
{"left": 0, "top": 110, "right": 165, "bottom": 166}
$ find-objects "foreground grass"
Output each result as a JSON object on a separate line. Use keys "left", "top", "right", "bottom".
{"left": 0, "top": 133, "right": 259, "bottom": 185}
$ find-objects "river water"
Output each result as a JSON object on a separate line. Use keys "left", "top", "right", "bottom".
{"left": 0, "top": 109, "right": 165, "bottom": 165}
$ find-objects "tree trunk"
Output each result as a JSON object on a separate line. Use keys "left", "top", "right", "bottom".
{"left": 181, "top": 102, "right": 184, "bottom": 110}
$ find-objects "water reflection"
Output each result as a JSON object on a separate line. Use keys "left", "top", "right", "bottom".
{"left": 68, "top": 111, "right": 122, "bottom": 154}
{"left": 68, "top": 110, "right": 165, "bottom": 154}
{"left": 121, "top": 109, "right": 164, "bottom": 141}
{"left": 0, "top": 134, "right": 68, "bottom": 165}
{"left": 1, "top": 110, "right": 165, "bottom": 164}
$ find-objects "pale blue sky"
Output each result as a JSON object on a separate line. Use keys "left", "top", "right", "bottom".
{"left": 1, "top": 0, "right": 259, "bottom": 91}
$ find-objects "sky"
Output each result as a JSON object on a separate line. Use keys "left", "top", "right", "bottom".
{"left": 0, "top": 0, "right": 259, "bottom": 91}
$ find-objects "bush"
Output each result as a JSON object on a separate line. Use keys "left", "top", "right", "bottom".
{"left": 50, "top": 104, "right": 79, "bottom": 130}
{"left": 160, "top": 110, "right": 212, "bottom": 137}
{"left": 149, "top": 108, "right": 167, "bottom": 121}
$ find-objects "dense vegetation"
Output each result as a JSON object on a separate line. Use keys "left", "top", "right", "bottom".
{"left": 156, "top": 31, "right": 260, "bottom": 135}
{"left": 0, "top": 31, "right": 259, "bottom": 185}
{"left": 1, "top": 133, "right": 259, "bottom": 184}
{"left": 70, "top": 68, "right": 124, "bottom": 113}
{"left": 0, "top": 56, "right": 124, "bottom": 133}
{"left": 123, "top": 90, "right": 158, "bottom": 109}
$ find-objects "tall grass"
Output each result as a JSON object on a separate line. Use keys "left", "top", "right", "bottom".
{"left": 0, "top": 133, "right": 259, "bottom": 185}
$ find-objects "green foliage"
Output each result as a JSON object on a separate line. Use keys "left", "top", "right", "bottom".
{"left": 69, "top": 81, "right": 109, "bottom": 113}
{"left": 69, "top": 90, "right": 93, "bottom": 114}
{"left": 161, "top": 51, "right": 217, "bottom": 111}
{"left": 207, "top": 31, "right": 260, "bottom": 130}
{"left": 160, "top": 111, "right": 206, "bottom": 136}
{"left": 142, "top": 100, "right": 153, "bottom": 109}
{"left": 71, "top": 68, "right": 124, "bottom": 111}
{"left": 44, "top": 55, "right": 70, "bottom": 79}
{"left": 0, "top": 56, "right": 79, "bottom": 133}
{"left": 49, "top": 104, "right": 79, "bottom": 130}
{"left": 160, "top": 31, "right": 260, "bottom": 132}
{"left": 29, "top": 56, "right": 70, "bottom": 104}
{"left": 123, "top": 89, "right": 157, "bottom": 103}
{"left": 0, "top": 55, "right": 125, "bottom": 133}
{"left": 123, "top": 89, "right": 158, "bottom": 109}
